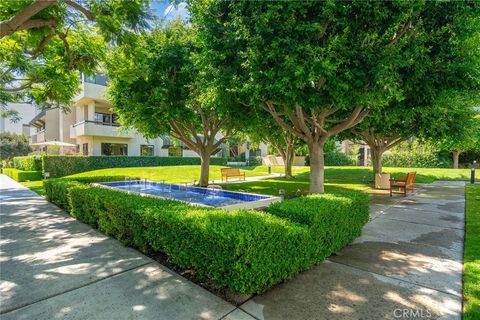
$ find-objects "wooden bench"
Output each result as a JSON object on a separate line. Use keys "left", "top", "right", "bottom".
{"left": 221, "top": 168, "right": 246, "bottom": 182}
{"left": 390, "top": 172, "right": 417, "bottom": 197}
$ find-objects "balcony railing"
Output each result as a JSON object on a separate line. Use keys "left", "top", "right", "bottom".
{"left": 70, "top": 120, "right": 134, "bottom": 139}
{"left": 72, "top": 120, "right": 119, "bottom": 127}
{"left": 82, "top": 73, "right": 108, "bottom": 86}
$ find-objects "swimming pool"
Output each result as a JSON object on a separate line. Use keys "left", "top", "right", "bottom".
{"left": 96, "top": 180, "right": 281, "bottom": 210}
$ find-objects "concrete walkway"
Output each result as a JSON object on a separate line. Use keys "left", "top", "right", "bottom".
{"left": 0, "top": 175, "right": 249, "bottom": 320}
{"left": 239, "top": 181, "right": 465, "bottom": 320}
{"left": 1, "top": 175, "right": 465, "bottom": 319}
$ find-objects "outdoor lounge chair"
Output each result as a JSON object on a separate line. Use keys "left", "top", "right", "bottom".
{"left": 389, "top": 172, "right": 417, "bottom": 197}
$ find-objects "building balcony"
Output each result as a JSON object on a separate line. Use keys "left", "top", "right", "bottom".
{"left": 74, "top": 81, "right": 109, "bottom": 105}
{"left": 70, "top": 121, "right": 135, "bottom": 139}
{"left": 31, "top": 129, "right": 45, "bottom": 143}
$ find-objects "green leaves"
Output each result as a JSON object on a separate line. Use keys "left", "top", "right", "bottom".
{"left": 0, "top": 132, "right": 31, "bottom": 161}
{"left": 47, "top": 177, "right": 369, "bottom": 294}
{"left": 1, "top": 0, "right": 150, "bottom": 106}
{"left": 106, "top": 20, "right": 198, "bottom": 136}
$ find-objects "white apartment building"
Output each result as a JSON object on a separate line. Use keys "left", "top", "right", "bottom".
{"left": 28, "top": 73, "right": 268, "bottom": 158}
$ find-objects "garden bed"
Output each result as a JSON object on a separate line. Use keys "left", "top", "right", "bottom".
{"left": 43, "top": 176, "right": 369, "bottom": 296}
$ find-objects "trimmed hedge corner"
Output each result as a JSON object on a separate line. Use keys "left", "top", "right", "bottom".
{"left": 3, "top": 168, "right": 43, "bottom": 182}
{"left": 42, "top": 155, "right": 228, "bottom": 178}
{"left": 44, "top": 178, "right": 369, "bottom": 294}
{"left": 266, "top": 192, "right": 369, "bottom": 256}
{"left": 44, "top": 175, "right": 137, "bottom": 211}
{"left": 13, "top": 156, "right": 43, "bottom": 171}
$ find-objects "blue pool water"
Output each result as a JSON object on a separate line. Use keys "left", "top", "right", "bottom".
{"left": 99, "top": 181, "right": 272, "bottom": 207}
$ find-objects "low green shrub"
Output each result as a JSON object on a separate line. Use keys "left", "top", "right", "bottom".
{"left": 46, "top": 177, "right": 369, "bottom": 294}
{"left": 13, "top": 156, "right": 42, "bottom": 171}
{"left": 44, "top": 179, "right": 81, "bottom": 211}
{"left": 43, "top": 175, "right": 138, "bottom": 212}
{"left": 324, "top": 151, "right": 356, "bottom": 166}
{"left": 247, "top": 156, "right": 263, "bottom": 166}
{"left": 267, "top": 192, "right": 369, "bottom": 256}
{"left": 382, "top": 141, "right": 451, "bottom": 168}
{"left": 42, "top": 155, "right": 228, "bottom": 178}
{"left": 68, "top": 186, "right": 312, "bottom": 293}
{"left": 3, "top": 168, "right": 43, "bottom": 182}
{"left": 305, "top": 151, "right": 356, "bottom": 166}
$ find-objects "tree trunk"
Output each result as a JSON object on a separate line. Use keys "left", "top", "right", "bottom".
{"left": 371, "top": 147, "right": 384, "bottom": 175}
{"left": 199, "top": 150, "right": 211, "bottom": 187}
{"left": 284, "top": 146, "right": 295, "bottom": 179}
{"left": 308, "top": 142, "right": 325, "bottom": 194}
{"left": 452, "top": 150, "right": 461, "bottom": 169}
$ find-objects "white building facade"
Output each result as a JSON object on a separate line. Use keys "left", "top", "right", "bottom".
{"left": 28, "top": 73, "right": 268, "bottom": 158}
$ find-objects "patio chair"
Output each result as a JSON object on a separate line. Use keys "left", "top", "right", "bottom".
{"left": 389, "top": 172, "right": 417, "bottom": 197}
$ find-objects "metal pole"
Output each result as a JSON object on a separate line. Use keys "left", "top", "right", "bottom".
{"left": 471, "top": 160, "right": 477, "bottom": 184}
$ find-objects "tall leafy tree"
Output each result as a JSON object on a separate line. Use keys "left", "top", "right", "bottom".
{"left": 435, "top": 112, "right": 480, "bottom": 168}
{"left": 189, "top": 1, "right": 480, "bottom": 193}
{"left": 0, "top": 132, "right": 31, "bottom": 161}
{"left": 243, "top": 111, "right": 299, "bottom": 179}
{"left": 0, "top": 0, "right": 151, "bottom": 114}
{"left": 348, "top": 98, "right": 480, "bottom": 175}
{"left": 107, "top": 21, "right": 234, "bottom": 186}
{"left": 347, "top": 1, "right": 480, "bottom": 175}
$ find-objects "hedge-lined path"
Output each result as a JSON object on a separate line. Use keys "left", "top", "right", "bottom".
{"left": 0, "top": 174, "right": 254, "bottom": 320}
{"left": 240, "top": 181, "right": 465, "bottom": 320}
{"left": 1, "top": 175, "right": 465, "bottom": 319}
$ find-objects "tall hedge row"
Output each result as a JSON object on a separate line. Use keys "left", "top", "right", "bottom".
{"left": 42, "top": 155, "right": 228, "bottom": 178}
{"left": 13, "top": 156, "right": 42, "bottom": 171}
{"left": 44, "top": 177, "right": 369, "bottom": 294}
{"left": 3, "top": 168, "right": 43, "bottom": 182}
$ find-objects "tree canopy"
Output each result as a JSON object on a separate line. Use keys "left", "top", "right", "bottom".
{"left": 0, "top": 0, "right": 151, "bottom": 116}
{"left": 189, "top": 0, "right": 480, "bottom": 193}
{"left": 434, "top": 111, "right": 480, "bottom": 168}
{"left": 0, "top": 132, "right": 31, "bottom": 161}
{"left": 107, "top": 20, "right": 236, "bottom": 186}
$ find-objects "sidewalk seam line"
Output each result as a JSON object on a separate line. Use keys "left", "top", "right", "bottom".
{"left": 0, "top": 261, "right": 154, "bottom": 315}
{"left": 375, "top": 216, "right": 464, "bottom": 230}
{"left": 327, "top": 259, "right": 461, "bottom": 298}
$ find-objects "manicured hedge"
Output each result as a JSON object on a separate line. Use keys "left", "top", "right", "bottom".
{"left": 42, "top": 155, "right": 228, "bottom": 178}
{"left": 382, "top": 152, "right": 450, "bottom": 168}
{"left": 306, "top": 151, "right": 356, "bottom": 166}
{"left": 266, "top": 193, "right": 369, "bottom": 255}
{"left": 44, "top": 175, "right": 137, "bottom": 212}
{"left": 3, "top": 168, "right": 43, "bottom": 182}
{"left": 45, "top": 177, "right": 369, "bottom": 294}
{"left": 13, "top": 156, "right": 43, "bottom": 171}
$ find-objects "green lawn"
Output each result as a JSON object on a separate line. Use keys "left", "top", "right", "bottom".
{"left": 464, "top": 184, "right": 480, "bottom": 320}
{"left": 22, "top": 165, "right": 475, "bottom": 198}
{"left": 222, "top": 166, "right": 475, "bottom": 197}
{"left": 20, "top": 180, "right": 45, "bottom": 196}
{"left": 67, "top": 165, "right": 273, "bottom": 182}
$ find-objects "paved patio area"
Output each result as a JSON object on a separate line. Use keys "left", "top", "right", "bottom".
{"left": 240, "top": 181, "right": 465, "bottom": 320}
{"left": 0, "top": 175, "right": 464, "bottom": 319}
{"left": 0, "top": 175, "right": 246, "bottom": 320}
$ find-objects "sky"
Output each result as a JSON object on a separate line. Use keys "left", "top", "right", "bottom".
{"left": 150, "top": 0, "right": 190, "bottom": 23}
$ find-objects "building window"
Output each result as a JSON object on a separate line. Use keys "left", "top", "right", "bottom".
{"left": 82, "top": 143, "right": 89, "bottom": 155}
{"left": 249, "top": 148, "right": 262, "bottom": 157}
{"left": 140, "top": 145, "right": 154, "bottom": 156}
{"left": 94, "top": 112, "right": 111, "bottom": 125}
{"left": 168, "top": 146, "right": 182, "bottom": 157}
{"left": 101, "top": 143, "right": 128, "bottom": 156}
{"left": 84, "top": 72, "right": 108, "bottom": 86}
